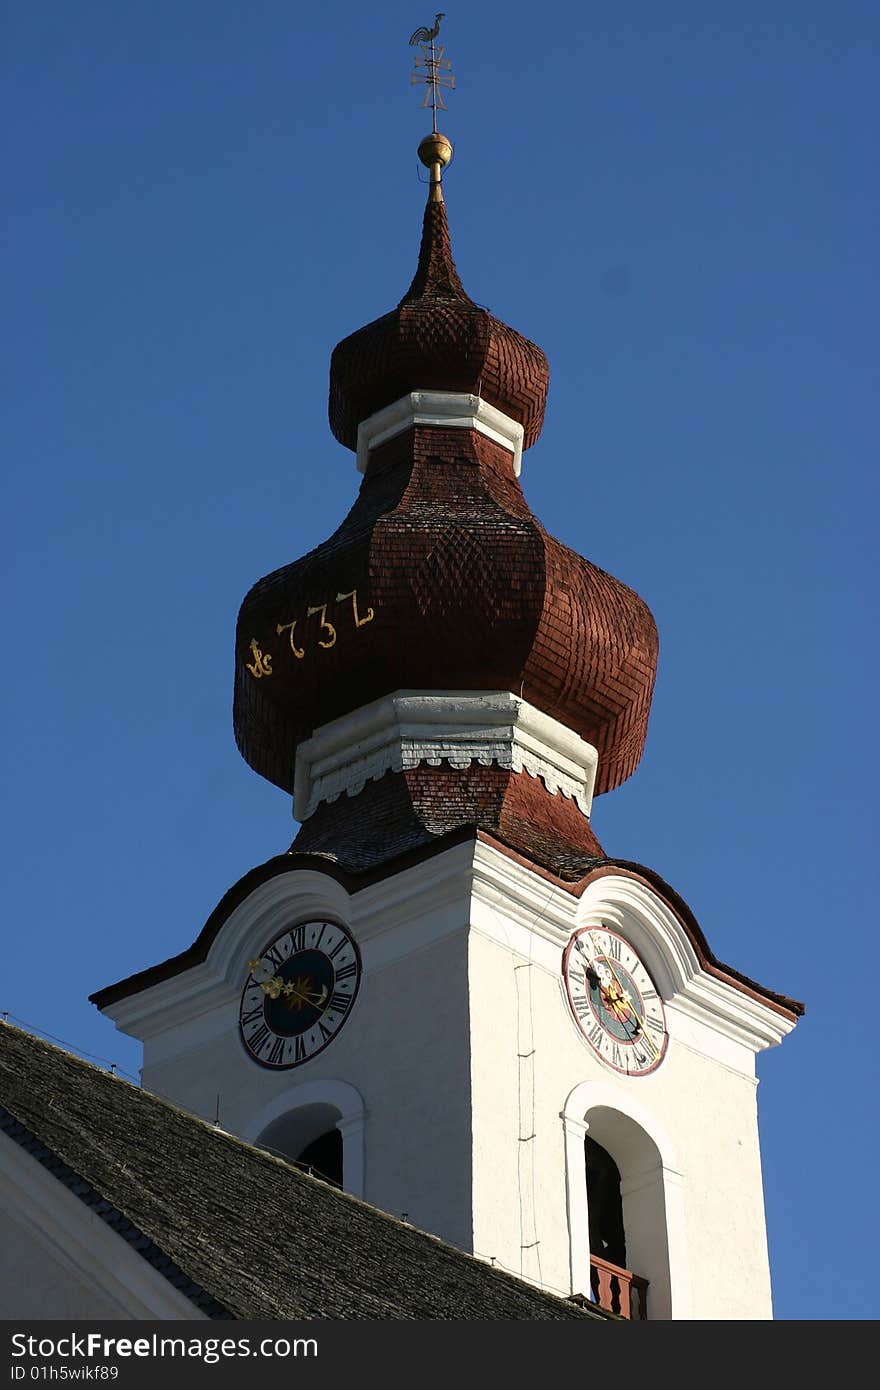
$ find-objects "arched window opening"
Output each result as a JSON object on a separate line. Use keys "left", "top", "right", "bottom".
{"left": 245, "top": 1081, "right": 366, "bottom": 1199}
{"left": 295, "top": 1128, "right": 343, "bottom": 1188}
{"left": 566, "top": 1091, "right": 685, "bottom": 1318}
{"left": 582, "top": 1108, "right": 663, "bottom": 1319}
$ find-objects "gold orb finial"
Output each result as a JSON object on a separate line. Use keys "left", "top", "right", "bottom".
{"left": 418, "top": 131, "right": 453, "bottom": 170}
{"left": 418, "top": 132, "right": 453, "bottom": 202}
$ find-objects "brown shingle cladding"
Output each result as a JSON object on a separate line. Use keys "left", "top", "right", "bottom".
{"left": 328, "top": 195, "right": 549, "bottom": 451}
{"left": 290, "top": 766, "right": 606, "bottom": 870}
{"left": 0, "top": 1023, "right": 604, "bottom": 1322}
{"left": 235, "top": 426, "right": 657, "bottom": 799}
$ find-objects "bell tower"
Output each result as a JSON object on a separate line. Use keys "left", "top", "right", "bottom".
{"left": 92, "top": 33, "right": 802, "bottom": 1320}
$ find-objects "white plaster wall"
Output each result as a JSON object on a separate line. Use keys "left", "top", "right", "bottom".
{"left": 0, "top": 1204, "right": 128, "bottom": 1319}
{"left": 141, "top": 927, "right": 475, "bottom": 1252}
{"left": 467, "top": 924, "right": 774, "bottom": 1319}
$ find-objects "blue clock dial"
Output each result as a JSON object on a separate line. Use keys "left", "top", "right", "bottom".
{"left": 239, "top": 920, "right": 362, "bottom": 1069}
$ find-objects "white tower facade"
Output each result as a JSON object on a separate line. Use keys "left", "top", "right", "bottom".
{"left": 97, "top": 699, "right": 797, "bottom": 1320}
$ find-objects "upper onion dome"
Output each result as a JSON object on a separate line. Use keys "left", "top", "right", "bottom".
{"left": 234, "top": 175, "right": 658, "bottom": 804}
{"left": 329, "top": 182, "right": 549, "bottom": 453}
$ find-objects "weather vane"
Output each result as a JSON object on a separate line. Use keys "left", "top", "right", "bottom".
{"left": 409, "top": 13, "right": 454, "bottom": 136}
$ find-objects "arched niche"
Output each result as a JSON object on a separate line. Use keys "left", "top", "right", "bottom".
{"left": 243, "top": 1080, "right": 366, "bottom": 1198}
{"left": 562, "top": 1082, "right": 692, "bottom": 1320}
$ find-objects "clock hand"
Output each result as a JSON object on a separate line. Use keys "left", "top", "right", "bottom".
{"left": 283, "top": 981, "right": 329, "bottom": 1008}
{"left": 620, "top": 1006, "right": 660, "bottom": 1060}
{"left": 585, "top": 931, "right": 660, "bottom": 1061}
{"left": 608, "top": 973, "right": 660, "bottom": 1060}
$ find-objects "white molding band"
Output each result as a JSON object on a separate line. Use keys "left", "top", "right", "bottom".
{"left": 356, "top": 391, "right": 525, "bottom": 476}
{"left": 293, "top": 690, "right": 599, "bottom": 822}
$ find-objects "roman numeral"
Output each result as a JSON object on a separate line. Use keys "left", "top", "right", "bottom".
{"left": 568, "top": 967, "right": 585, "bottom": 986}
{"left": 329, "top": 991, "right": 352, "bottom": 1015}
{"left": 642, "top": 989, "right": 658, "bottom": 1002}
{"left": 241, "top": 1006, "right": 263, "bottom": 1027}
{"left": 290, "top": 924, "right": 306, "bottom": 953}
{"left": 573, "top": 997, "right": 590, "bottom": 1019}
{"left": 264, "top": 945, "right": 284, "bottom": 971}
{"left": 645, "top": 1014, "right": 664, "bottom": 1035}
{"left": 609, "top": 936, "right": 622, "bottom": 961}
{"left": 588, "top": 1024, "right": 603, "bottom": 1046}
{"left": 328, "top": 937, "right": 348, "bottom": 960}
{"left": 312, "top": 923, "right": 327, "bottom": 951}
{"left": 247, "top": 1023, "right": 270, "bottom": 1054}
{"left": 294, "top": 1036, "right": 307, "bottom": 1063}
{"left": 318, "top": 1021, "right": 333, "bottom": 1043}
{"left": 335, "top": 961, "right": 357, "bottom": 982}
{"left": 267, "top": 1036, "right": 286, "bottom": 1066}
{"left": 611, "top": 1042, "right": 623, "bottom": 1069}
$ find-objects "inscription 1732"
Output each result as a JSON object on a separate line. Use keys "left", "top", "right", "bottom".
{"left": 245, "top": 588, "right": 375, "bottom": 679}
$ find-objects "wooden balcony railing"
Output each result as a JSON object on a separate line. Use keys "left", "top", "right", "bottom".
{"left": 589, "top": 1255, "right": 648, "bottom": 1319}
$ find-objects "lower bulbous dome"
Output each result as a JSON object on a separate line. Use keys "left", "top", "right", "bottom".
{"left": 234, "top": 425, "right": 657, "bottom": 799}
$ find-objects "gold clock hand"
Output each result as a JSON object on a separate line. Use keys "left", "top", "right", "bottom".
{"left": 284, "top": 981, "right": 328, "bottom": 1008}
{"left": 586, "top": 931, "right": 660, "bottom": 1061}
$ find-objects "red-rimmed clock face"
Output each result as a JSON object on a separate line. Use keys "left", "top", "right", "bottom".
{"left": 239, "top": 920, "right": 361, "bottom": 1069}
{"left": 562, "top": 926, "right": 667, "bottom": 1076}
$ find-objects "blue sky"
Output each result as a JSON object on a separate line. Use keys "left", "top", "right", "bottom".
{"left": 3, "top": 2, "right": 877, "bottom": 1320}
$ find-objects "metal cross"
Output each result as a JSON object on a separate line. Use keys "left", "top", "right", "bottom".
{"left": 411, "top": 40, "right": 455, "bottom": 134}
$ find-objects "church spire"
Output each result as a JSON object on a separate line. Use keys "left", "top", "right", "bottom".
{"left": 401, "top": 178, "right": 468, "bottom": 302}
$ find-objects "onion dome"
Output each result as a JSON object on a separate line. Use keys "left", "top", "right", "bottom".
{"left": 234, "top": 180, "right": 658, "bottom": 815}
{"left": 329, "top": 180, "right": 549, "bottom": 453}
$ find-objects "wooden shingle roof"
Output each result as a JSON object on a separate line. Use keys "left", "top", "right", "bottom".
{"left": 0, "top": 1022, "right": 603, "bottom": 1321}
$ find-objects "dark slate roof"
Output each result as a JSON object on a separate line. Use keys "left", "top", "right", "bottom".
{"left": 0, "top": 1022, "right": 603, "bottom": 1322}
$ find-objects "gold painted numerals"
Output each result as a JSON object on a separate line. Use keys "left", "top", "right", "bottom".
{"left": 276, "top": 619, "right": 305, "bottom": 659}
{"left": 336, "top": 589, "right": 374, "bottom": 628}
{"left": 307, "top": 604, "right": 337, "bottom": 649}
{"left": 245, "top": 639, "right": 273, "bottom": 678}
{"left": 245, "top": 587, "right": 375, "bottom": 680}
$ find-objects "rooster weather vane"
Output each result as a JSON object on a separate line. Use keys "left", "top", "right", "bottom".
{"left": 409, "top": 12, "right": 454, "bottom": 135}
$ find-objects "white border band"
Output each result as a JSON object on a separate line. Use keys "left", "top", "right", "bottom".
{"left": 356, "top": 391, "right": 525, "bottom": 476}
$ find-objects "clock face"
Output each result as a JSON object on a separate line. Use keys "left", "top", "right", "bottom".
{"left": 239, "top": 920, "right": 362, "bottom": 1069}
{"left": 562, "top": 925, "right": 667, "bottom": 1076}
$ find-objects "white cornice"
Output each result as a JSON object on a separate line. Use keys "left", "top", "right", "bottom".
{"left": 99, "top": 847, "right": 479, "bottom": 1045}
{"left": 575, "top": 874, "right": 798, "bottom": 1053}
{"left": 293, "top": 690, "right": 599, "bottom": 821}
{"left": 355, "top": 391, "right": 525, "bottom": 475}
{"left": 100, "top": 842, "right": 795, "bottom": 1070}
